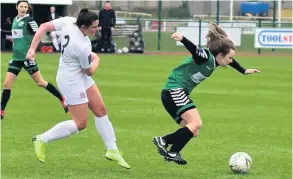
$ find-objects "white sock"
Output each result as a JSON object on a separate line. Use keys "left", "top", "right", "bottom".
{"left": 52, "top": 38, "right": 60, "bottom": 51}
{"left": 95, "top": 115, "right": 117, "bottom": 150}
{"left": 40, "top": 120, "right": 79, "bottom": 143}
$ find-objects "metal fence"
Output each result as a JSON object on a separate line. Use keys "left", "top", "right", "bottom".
{"left": 112, "top": 18, "right": 292, "bottom": 53}
{"left": 69, "top": 1, "right": 292, "bottom": 53}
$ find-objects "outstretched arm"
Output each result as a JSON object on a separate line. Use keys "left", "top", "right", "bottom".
{"left": 27, "top": 17, "right": 75, "bottom": 60}
{"left": 30, "top": 22, "right": 55, "bottom": 51}
{"left": 230, "top": 58, "right": 260, "bottom": 75}
{"left": 26, "top": 21, "right": 56, "bottom": 60}
{"left": 171, "top": 32, "right": 209, "bottom": 64}
{"left": 180, "top": 36, "right": 198, "bottom": 57}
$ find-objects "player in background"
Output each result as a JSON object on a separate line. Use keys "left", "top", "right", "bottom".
{"left": 1, "top": 0, "right": 68, "bottom": 120}
{"left": 26, "top": 8, "right": 131, "bottom": 169}
{"left": 153, "top": 23, "right": 260, "bottom": 165}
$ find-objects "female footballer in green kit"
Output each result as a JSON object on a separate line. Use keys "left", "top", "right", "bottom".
{"left": 153, "top": 23, "right": 260, "bottom": 165}
{"left": 1, "top": 0, "right": 68, "bottom": 119}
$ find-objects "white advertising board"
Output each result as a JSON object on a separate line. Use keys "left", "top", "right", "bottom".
{"left": 254, "top": 28, "right": 293, "bottom": 48}
{"left": 176, "top": 27, "right": 242, "bottom": 46}
{"left": 219, "top": 22, "right": 256, "bottom": 34}
{"left": 188, "top": 21, "right": 256, "bottom": 34}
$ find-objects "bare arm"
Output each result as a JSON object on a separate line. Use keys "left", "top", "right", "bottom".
{"left": 26, "top": 22, "right": 56, "bottom": 60}
{"left": 30, "top": 22, "right": 56, "bottom": 51}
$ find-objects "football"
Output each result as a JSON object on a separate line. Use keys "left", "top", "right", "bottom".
{"left": 134, "top": 41, "right": 140, "bottom": 47}
{"left": 122, "top": 47, "right": 129, "bottom": 54}
{"left": 229, "top": 152, "right": 252, "bottom": 174}
{"left": 117, "top": 49, "right": 123, "bottom": 54}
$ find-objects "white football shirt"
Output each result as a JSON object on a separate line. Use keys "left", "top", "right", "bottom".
{"left": 52, "top": 17, "right": 92, "bottom": 81}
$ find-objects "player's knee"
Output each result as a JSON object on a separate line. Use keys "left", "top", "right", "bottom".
{"left": 94, "top": 106, "right": 107, "bottom": 117}
{"left": 36, "top": 80, "right": 47, "bottom": 88}
{"left": 189, "top": 120, "right": 202, "bottom": 135}
{"left": 193, "top": 129, "right": 200, "bottom": 137}
{"left": 75, "top": 120, "right": 88, "bottom": 130}
{"left": 3, "top": 80, "right": 12, "bottom": 89}
{"left": 191, "top": 118, "right": 202, "bottom": 127}
{"left": 197, "top": 120, "right": 203, "bottom": 129}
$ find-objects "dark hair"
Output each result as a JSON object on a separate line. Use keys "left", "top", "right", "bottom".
{"left": 206, "top": 22, "right": 235, "bottom": 57}
{"left": 16, "top": 0, "right": 29, "bottom": 6}
{"left": 76, "top": 8, "right": 99, "bottom": 28}
{"left": 16, "top": 0, "right": 32, "bottom": 15}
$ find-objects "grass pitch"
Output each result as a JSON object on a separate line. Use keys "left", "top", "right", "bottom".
{"left": 1, "top": 53, "right": 291, "bottom": 179}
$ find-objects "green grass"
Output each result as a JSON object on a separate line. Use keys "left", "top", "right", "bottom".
{"left": 1, "top": 53, "right": 292, "bottom": 179}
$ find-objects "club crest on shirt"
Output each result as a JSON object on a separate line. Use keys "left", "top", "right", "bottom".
{"left": 18, "top": 21, "right": 24, "bottom": 27}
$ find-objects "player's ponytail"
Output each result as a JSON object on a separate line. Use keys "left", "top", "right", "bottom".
{"left": 76, "top": 8, "right": 99, "bottom": 28}
{"left": 206, "top": 22, "right": 235, "bottom": 57}
{"left": 79, "top": 8, "right": 89, "bottom": 14}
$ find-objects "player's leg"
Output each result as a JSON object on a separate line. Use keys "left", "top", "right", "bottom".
{"left": 99, "top": 28, "right": 105, "bottom": 50}
{"left": 163, "top": 110, "right": 201, "bottom": 166}
{"left": 32, "top": 80, "right": 89, "bottom": 163}
{"left": 26, "top": 61, "right": 68, "bottom": 113}
{"left": 32, "top": 103, "right": 88, "bottom": 163}
{"left": 161, "top": 109, "right": 201, "bottom": 165}
{"left": 87, "top": 85, "right": 116, "bottom": 150}
{"left": 167, "top": 109, "right": 201, "bottom": 149}
{"left": 165, "top": 109, "right": 201, "bottom": 150}
{"left": 180, "top": 119, "right": 200, "bottom": 136}
{"left": 1, "top": 60, "right": 22, "bottom": 119}
{"left": 106, "top": 28, "right": 112, "bottom": 50}
{"left": 154, "top": 88, "right": 197, "bottom": 165}
{"left": 154, "top": 88, "right": 188, "bottom": 156}
{"left": 85, "top": 78, "right": 130, "bottom": 169}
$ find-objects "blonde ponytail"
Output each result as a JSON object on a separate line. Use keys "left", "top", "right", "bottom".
{"left": 205, "top": 22, "right": 235, "bottom": 56}
{"left": 206, "top": 22, "right": 230, "bottom": 47}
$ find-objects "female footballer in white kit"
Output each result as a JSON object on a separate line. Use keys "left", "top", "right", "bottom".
{"left": 26, "top": 8, "right": 130, "bottom": 169}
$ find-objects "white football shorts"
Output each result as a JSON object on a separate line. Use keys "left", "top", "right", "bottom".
{"left": 57, "top": 75, "right": 95, "bottom": 105}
